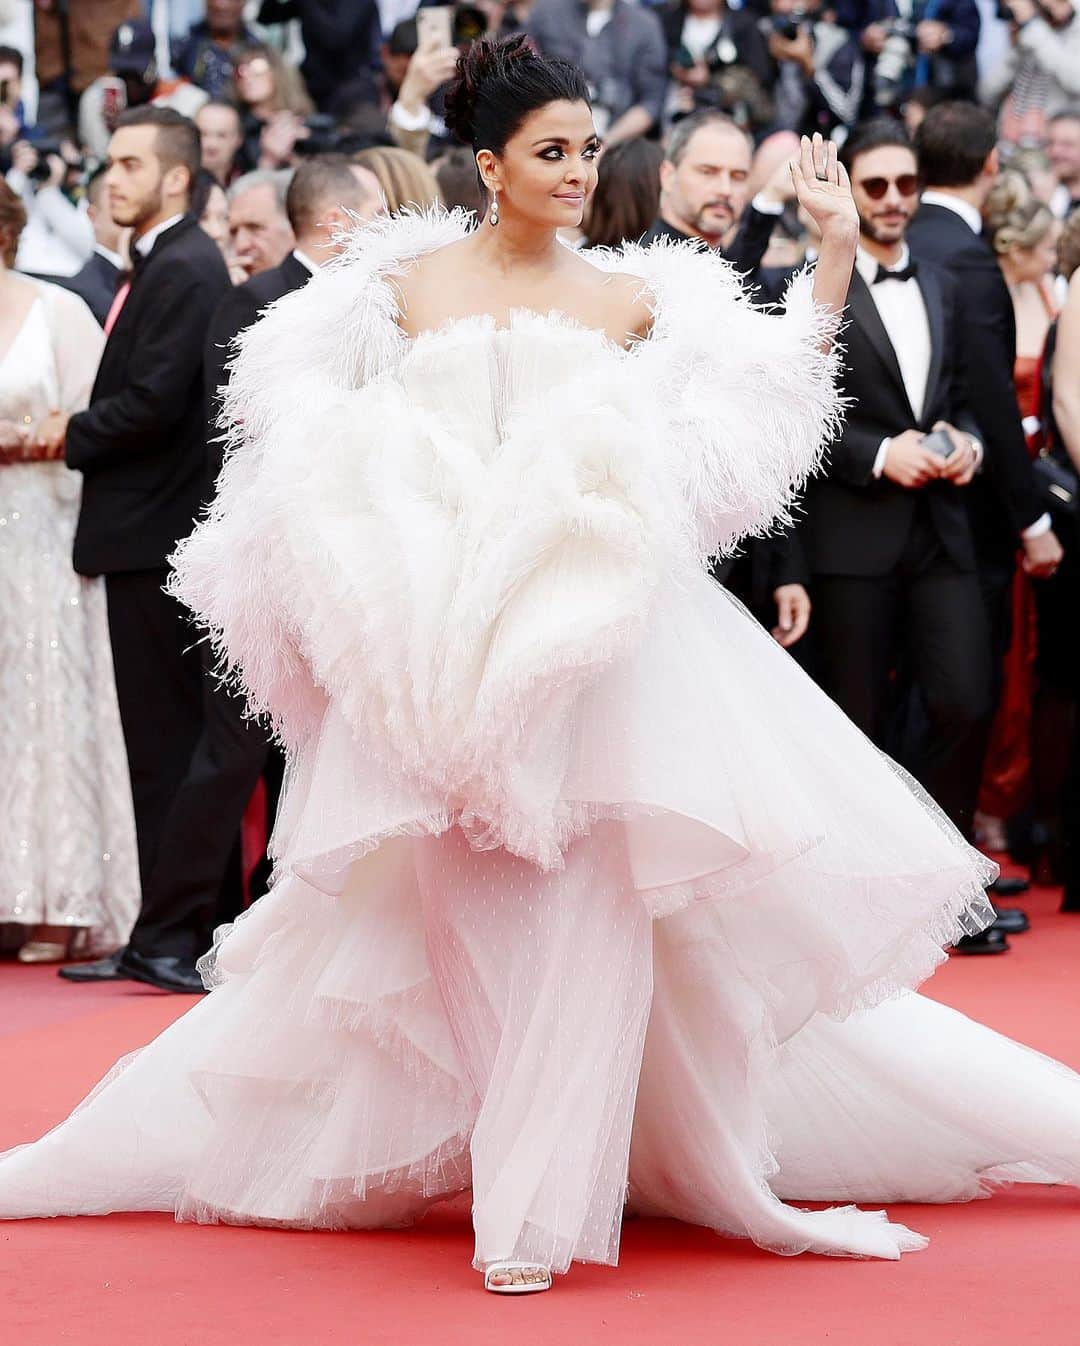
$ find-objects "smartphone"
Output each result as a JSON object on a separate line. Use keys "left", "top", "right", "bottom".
{"left": 923, "top": 428, "right": 957, "bottom": 459}
{"left": 100, "top": 76, "right": 127, "bottom": 131}
{"left": 416, "top": 5, "right": 454, "bottom": 51}
{"left": 0, "top": 79, "right": 9, "bottom": 107}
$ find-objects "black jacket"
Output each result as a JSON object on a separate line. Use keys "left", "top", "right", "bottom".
{"left": 257, "top": 0, "right": 380, "bottom": 111}
{"left": 907, "top": 201, "right": 1044, "bottom": 565}
{"left": 802, "top": 262, "right": 979, "bottom": 578}
{"left": 204, "top": 251, "right": 312, "bottom": 487}
{"left": 46, "top": 249, "right": 124, "bottom": 327}
{"left": 642, "top": 202, "right": 777, "bottom": 284}
{"left": 66, "top": 215, "right": 231, "bottom": 576}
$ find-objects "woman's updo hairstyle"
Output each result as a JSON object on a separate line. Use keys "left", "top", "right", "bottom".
{"left": 986, "top": 170, "right": 1054, "bottom": 256}
{"left": 443, "top": 34, "right": 591, "bottom": 157}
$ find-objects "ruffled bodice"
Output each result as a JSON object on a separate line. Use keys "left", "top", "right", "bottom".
{"left": 170, "top": 208, "right": 842, "bottom": 870}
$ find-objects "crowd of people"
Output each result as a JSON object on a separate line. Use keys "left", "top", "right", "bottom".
{"left": 0, "top": 0, "right": 1077, "bottom": 985}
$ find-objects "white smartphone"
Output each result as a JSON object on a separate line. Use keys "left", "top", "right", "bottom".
{"left": 416, "top": 5, "right": 454, "bottom": 51}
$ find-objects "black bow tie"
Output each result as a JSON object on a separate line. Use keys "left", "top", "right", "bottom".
{"left": 873, "top": 259, "right": 918, "bottom": 284}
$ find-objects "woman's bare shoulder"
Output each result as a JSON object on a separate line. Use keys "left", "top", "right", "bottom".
{"left": 393, "top": 237, "right": 476, "bottom": 336}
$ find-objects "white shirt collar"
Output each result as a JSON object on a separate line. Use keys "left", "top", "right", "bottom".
{"left": 292, "top": 248, "right": 320, "bottom": 275}
{"left": 920, "top": 191, "right": 982, "bottom": 236}
{"left": 855, "top": 241, "right": 911, "bottom": 285}
{"left": 133, "top": 214, "right": 185, "bottom": 258}
{"left": 94, "top": 242, "right": 126, "bottom": 270}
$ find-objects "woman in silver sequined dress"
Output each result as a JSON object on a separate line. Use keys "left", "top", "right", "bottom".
{"left": 0, "top": 181, "right": 139, "bottom": 962}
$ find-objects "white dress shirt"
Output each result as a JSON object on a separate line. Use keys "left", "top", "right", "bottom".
{"left": 133, "top": 213, "right": 184, "bottom": 258}
{"left": 918, "top": 191, "right": 1051, "bottom": 539}
{"left": 292, "top": 248, "right": 320, "bottom": 276}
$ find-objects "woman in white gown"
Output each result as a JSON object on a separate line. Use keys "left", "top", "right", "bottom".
{"left": 2, "top": 39, "right": 1080, "bottom": 1293}
{"left": 0, "top": 181, "right": 139, "bottom": 963}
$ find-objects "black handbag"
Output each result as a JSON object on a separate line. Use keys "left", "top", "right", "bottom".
{"left": 1034, "top": 321, "right": 1078, "bottom": 534}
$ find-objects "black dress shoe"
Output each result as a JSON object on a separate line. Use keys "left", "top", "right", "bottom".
{"left": 120, "top": 950, "right": 206, "bottom": 995}
{"left": 58, "top": 951, "right": 130, "bottom": 983}
{"left": 953, "top": 928, "right": 1010, "bottom": 955}
{"left": 990, "top": 905, "right": 1030, "bottom": 934}
{"left": 989, "top": 875, "right": 1031, "bottom": 898}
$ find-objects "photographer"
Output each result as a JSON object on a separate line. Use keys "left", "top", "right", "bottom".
{"left": 663, "top": 0, "right": 774, "bottom": 136}
{"left": 837, "top": 0, "right": 980, "bottom": 114}
{"left": 0, "top": 45, "right": 38, "bottom": 174}
{"left": 981, "top": 1, "right": 1080, "bottom": 146}
{"left": 4, "top": 137, "right": 92, "bottom": 275}
{"left": 528, "top": 0, "right": 668, "bottom": 143}
{"left": 79, "top": 20, "right": 207, "bottom": 162}
{"left": 764, "top": 0, "right": 866, "bottom": 137}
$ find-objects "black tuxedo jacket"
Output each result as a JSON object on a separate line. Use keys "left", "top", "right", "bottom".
{"left": 203, "top": 251, "right": 312, "bottom": 486}
{"left": 49, "top": 249, "right": 124, "bottom": 327}
{"left": 906, "top": 201, "right": 1044, "bottom": 565}
{"left": 802, "top": 262, "right": 978, "bottom": 578}
{"left": 66, "top": 216, "right": 231, "bottom": 576}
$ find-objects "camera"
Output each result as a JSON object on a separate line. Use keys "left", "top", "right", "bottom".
{"left": 772, "top": 10, "right": 810, "bottom": 41}
{"left": 873, "top": 17, "right": 916, "bottom": 107}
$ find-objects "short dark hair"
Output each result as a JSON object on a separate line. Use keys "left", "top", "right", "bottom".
{"left": 85, "top": 163, "right": 109, "bottom": 209}
{"left": 1049, "top": 107, "right": 1080, "bottom": 129}
{"left": 0, "top": 45, "right": 24, "bottom": 75}
{"left": 914, "top": 100, "right": 996, "bottom": 188}
{"left": 665, "top": 110, "right": 750, "bottom": 167}
{"left": 197, "top": 97, "right": 242, "bottom": 128}
{"left": 443, "top": 34, "right": 590, "bottom": 156}
{"left": 387, "top": 19, "right": 418, "bottom": 56}
{"left": 115, "top": 105, "right": 201, "bottom": 195}
{"left": 840, "top": 119, "right": 916, "bottom": 177}
{"left": 432, "top": 145, "right": 485, "bottom": 215}
{"left": 285, "top": 154, "right": 379, "bottom": 233}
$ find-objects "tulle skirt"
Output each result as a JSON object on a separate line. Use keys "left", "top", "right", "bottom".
{"left": 3, "top": 578, "right": 1080, "bottom": 1268}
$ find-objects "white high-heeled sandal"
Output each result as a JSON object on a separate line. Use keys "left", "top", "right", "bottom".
{"left": 482, "top": 1262, "right": 553, "bottom": 1295}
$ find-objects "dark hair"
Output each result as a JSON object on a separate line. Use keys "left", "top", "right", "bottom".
{"left": 443, "top": 34, "right": 590, "bottom": 155}
{"left": 197, "top": 96, "right": 242, "bottom": 128}
{"left": 432, "top": 145, "right": 486, "bottom": 215}
{"left": 387, "top": 19, "right": 418, "bottom": 56}
{"left": 584, "top": 137, "right": 663, "bottom": 248}
{"left": 190, "top": 167, "right": 221, "bottom": 220}
{"left": 839, "top": 119, "right": 916, "bottom": 176}
{"left": 85, "top": 162, "right": 109, "bottom": 209}
{"left": 0, "top": 177, "right": 26, "bottom": 267}
{"left": 286, "top": 154, "right": 381, "bottom": 233}
{"left": 1049, "top": 107, "right": 1080, "bottom": 129}
{"left": 914, "top": 100, "right": 996, "bottom": 188}
{"left": 665, "top": 109, "right": 749, "bottom": 168}
{"left": 0, "top": 45, "right": 23, "bottom": 75}
{"left": 115, "top": 105, "right": 201, "bottom": 196}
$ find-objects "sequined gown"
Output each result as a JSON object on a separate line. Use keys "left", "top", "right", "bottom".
{"left": 0, "top": 281, "right": 139, "bottom": 953}
{"left": 2, "top": 215, "right": 1080, "bottom": 1274}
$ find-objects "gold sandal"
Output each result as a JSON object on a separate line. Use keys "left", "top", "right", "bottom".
{"left": 482, "top": 1262, "right": 553, "bottom": 1295}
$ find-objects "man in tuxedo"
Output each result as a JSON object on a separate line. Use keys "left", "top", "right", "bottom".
{"left": 60, "top": 106, "right": 231, "bottom": 991}
{"left": 908, "top": 103, "right": 1063, "bottom": 917}
{"left": 98, "top": 157, "right": 386, "bottom": 993}
{"left": 801, "top": 120, "right": 1007, "bottom": 951}
{"left": 46, "top": 166, "right": 125, "bottom": 325}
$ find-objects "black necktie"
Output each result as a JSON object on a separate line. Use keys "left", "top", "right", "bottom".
{"left": 873, "top": 259, "right": 918, "bottom": 284}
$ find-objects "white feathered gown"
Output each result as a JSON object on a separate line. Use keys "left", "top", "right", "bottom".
{"left": 2, "top": 211, "right": 1079, "bottom": 1272}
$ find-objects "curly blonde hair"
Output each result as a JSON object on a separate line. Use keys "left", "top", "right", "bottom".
{"left": 1058, "top": 207, "right": 1080, "bottom": 281}
{"left": 986, "top": 170, "right": 1054, "bottom": 255}
{"left": 0, "top": 178, "right": 27, "bottom": 268}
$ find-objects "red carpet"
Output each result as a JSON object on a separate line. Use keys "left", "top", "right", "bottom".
{"left": 3, "top": 876, "right": 1079, "bottom": 1346}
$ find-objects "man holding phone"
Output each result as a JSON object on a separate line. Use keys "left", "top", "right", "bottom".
{"left": 800, "top": 122, "right": 1004, "bottom": 950}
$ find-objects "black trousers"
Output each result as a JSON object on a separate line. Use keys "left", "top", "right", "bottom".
{"left": 811, "top": 517, "right": 994, "bottom": 837}
{"left": 128, "top": 638, "right": 282, "bottom": 961}
{"left": 105, "top": 570, "right": 204, "bottom": 908}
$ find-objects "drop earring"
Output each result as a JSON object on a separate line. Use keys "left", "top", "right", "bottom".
{"left": 489, "top": 191, "right": 499, "bottom": 227}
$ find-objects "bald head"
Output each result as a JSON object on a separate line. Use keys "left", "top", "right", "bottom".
{"left": 286, "top": 156, "right": 386, "bottom": 257}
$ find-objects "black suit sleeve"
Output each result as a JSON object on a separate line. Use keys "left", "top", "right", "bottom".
{"left": 952, "top": 250, "right": 1044, "bottom": 533}
{"left": 826, "top": 420, "right": 887, "bottom": 488}
{"left": 723, "top": 204, "right": 777, "bottom": 277}
{"left": 768, "top": 528, "right": 810, "bottom": 589}
{"left": 204, "top": 284, "right": 261, "bottom": 482}
{"left": 66, "top": 258, "right": 225, "bottom": 474}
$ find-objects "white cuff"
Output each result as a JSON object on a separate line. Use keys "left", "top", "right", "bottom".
{"left": 967, "top": 435, "right": 983, "bottom": 469}
{"left": 390, "top": 100, "right": 433, "bottom": 133}
{"left": 1021, "top": 512, "right": 1052, "bottom": 540}
{"left": 750, "top": 192, "right": 785, "bottom": 217}
{"left": 872, "top": 437, "right": 891, "bottom": 479}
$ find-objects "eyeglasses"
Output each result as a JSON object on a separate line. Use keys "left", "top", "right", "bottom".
{"left": 857, "top": 174, "right": 920, "bottom": 200}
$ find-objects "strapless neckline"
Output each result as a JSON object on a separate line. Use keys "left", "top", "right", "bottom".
{"left": 397, "top": 307, "right": 649, "bottom": 361}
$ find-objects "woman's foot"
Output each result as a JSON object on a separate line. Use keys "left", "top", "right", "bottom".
{"left": 17, "top": 925, "right": 77, "bottom": 964}
{"left": 482, "top": 1263, "right": 553, "bottom": 1294}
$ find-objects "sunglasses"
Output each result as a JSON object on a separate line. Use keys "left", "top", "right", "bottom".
{"left": 857, "top": 174, "right": 920, "bottom": 200}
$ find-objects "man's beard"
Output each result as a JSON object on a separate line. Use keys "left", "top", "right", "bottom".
{"left": 127, "top": 180, "right": 165, "bottom": 232}
{"left": 692, "top": 200, "right": 734, "bottom": 237}
{"left": 861, "top": 212, "right": 910, "bottom": 244}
